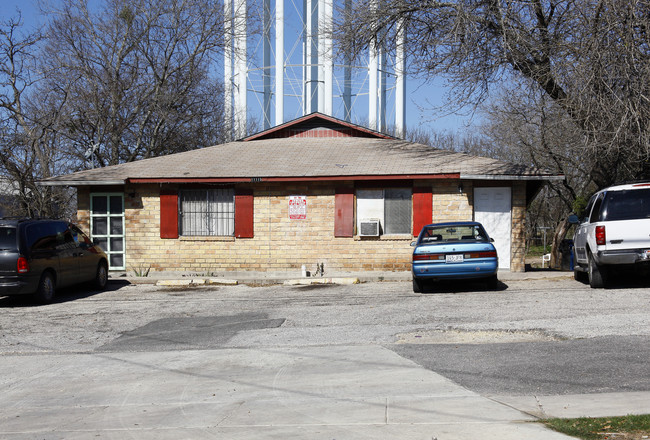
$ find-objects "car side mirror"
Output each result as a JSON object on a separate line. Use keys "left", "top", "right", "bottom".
{"left": 568, "top": 214, "right": 579, "bottom": 225}
{"left": 490, "top": 238, "right": 495, "bottom": 243}
{"left": 410, "top": 241, "right": 417, "bottom": 246}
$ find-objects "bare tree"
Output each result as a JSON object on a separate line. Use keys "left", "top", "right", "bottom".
{"left": 480, "top": 81, "right": 596, "bottom": 265}
{"left": 0, "top": 16, "right": 73, "bottom": 218}
{"left": 44, "top": 0, "right": 227, "bottom": 168}
{"left": 339, "top": 0, "right": 650, "bottom": 186}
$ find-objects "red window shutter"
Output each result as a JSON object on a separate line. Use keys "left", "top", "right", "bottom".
{"left": 335, "top": 188, "right": 354, "bottom": 237}
{"left": 160, "top": 190, "right": 179, "bottom": 239}
{"left": 412, "top": 187, "right": 432, "bottom": 237}
{"left": 235, "top": 189, "right": 254, "bottom": 238}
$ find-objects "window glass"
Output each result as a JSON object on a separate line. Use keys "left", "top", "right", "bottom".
{"left": 582, "top": 195, "right": 596, "bottom": 223}
{"left": 356, "top": 188, "right": 412, "bottom": 235}
{"left": 421, "top": 224, "right": 488, "bottom": 243}
{"left": 93, "top": 218, "right": 108, "bottom": 235}
{"left": 110, "top": 237, "right": 124, "bottom": 252}
{"left": 589, "top": 194, "right": 604, "bottom": 223}
{"left": 95, "top": 237, "right": 108, "bottom": 250}
{"left": 356, "top": 189, "right": 384, "bottom": 233}
{"left": 0, "top": 227, "right": 17, "bottom": 250}
{"left": 110, "top": 254, "right": 124, "bottom": 267}
{"left": 27, "top": 223, "right": 60, "bottom": 251}
{"left": 92, "top": 195, "right": 108, "bottom": 214}
{"left": 180, "top": 189, "right": 235, "bottom": 236}
{"left": 110, "top": 217, "right": 123, "bottom": 235}
{"left": 110, "top": 196, "right": 123, "bottom": 214}
{"left": 384, "top": 188, "right": 411, "bottom": 234}
{"left": 602, "top": 189, "right": 650, "bottom": 221}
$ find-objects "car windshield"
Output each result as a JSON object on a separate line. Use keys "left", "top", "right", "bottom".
{"left": 0, "top": 226, "right": 17, "bottom": 250}
{"left": 602, "top": 188, "right": 650, "bottom": 221}
{"left": 420, "top": 225, "right": 488, "bottom": 243}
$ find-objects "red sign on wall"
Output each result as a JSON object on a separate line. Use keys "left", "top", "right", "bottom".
{"left": 289, "top": 196, "right": 307, "bottom": 219}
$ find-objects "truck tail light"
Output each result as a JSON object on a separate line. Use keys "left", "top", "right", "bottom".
{"left": 17, "top": 256, "right": 30, "bottom": 273}
{"left": 595, "top": 225, "right": 606, "bottom": 245}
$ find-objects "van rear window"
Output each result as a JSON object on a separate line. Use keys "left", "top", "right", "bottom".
{"left": 602, "top": 189, "right": 650, "bottom": 221}
{"left": 0, "top": 227, "right": 17, "bottom": 250}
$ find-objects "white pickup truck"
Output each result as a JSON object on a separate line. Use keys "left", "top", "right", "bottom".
{"left": 569, "top": 183, "right": 650, "bottom": 288}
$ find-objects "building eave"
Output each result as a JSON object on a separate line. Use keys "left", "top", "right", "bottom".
{"left": 461, "top": 174, "right": 565, "bottom": 181}
{"left": 38, "top": 180, "right": 125, "bottom": 187}
{"left": 127, "top": 174, "right": 461, "bottom": 184}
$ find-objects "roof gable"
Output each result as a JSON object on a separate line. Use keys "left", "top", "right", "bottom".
{"left": 243, "top": 112, "right": 395, "bottom": 141}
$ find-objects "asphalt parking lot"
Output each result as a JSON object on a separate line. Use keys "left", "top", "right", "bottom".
{"left": 1, "top": 275, "right": 649, "bottom": 438}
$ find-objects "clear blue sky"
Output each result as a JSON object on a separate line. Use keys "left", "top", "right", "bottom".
{"left": 2, "top": 0, "right": 477, "bottom": 137}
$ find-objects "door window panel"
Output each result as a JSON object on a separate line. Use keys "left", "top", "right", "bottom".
{"left": 91, "top": 193, "right": 125, "bottom": 270}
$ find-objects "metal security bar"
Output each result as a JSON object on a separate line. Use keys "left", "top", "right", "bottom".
{"left": 180, "top": 189, "right": 235, "bottom": 236}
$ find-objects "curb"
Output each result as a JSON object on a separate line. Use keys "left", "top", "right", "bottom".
{"left": 283, "top": 277, "right": 360, "bottom": 286}
{"left": 156, "top": 279, "right": 238, "bottom": 287}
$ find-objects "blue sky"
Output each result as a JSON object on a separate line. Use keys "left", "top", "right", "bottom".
{"left": 2, "top": 0, "right": 477, "bottom": 137}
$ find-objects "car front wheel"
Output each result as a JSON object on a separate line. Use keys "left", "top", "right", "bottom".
{"left": 94, "top": 262, "right": 108, "bottom": 290}
{"left": 34, "top": 272, "right": 55, "bottom": 304}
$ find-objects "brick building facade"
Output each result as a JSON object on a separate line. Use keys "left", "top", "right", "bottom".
{"left": 44, "top": 113, "right": 559, "bottom": 275}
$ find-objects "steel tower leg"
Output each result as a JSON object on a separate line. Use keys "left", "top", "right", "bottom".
{"left": 275, "top": 0, "right": 284, "bottom": 125}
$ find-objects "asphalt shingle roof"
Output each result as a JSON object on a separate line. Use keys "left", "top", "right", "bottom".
{"left": 43, "top": 137, "right": 557, "bottom": 185}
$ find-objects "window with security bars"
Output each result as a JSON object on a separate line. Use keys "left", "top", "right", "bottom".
{"left": 356, "top": 188, "right": 412, "bottom": 235}
{"left": 180, "top": 189, "right": 235, "bottom": 236}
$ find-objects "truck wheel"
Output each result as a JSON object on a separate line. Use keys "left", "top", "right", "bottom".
{"left": 574, "top": 267, "right": 587, "bottom": 283}
{"left": 34, "top": 272, "right": 55, "bottom": 304}
{"left": 588, "top": 253, "right": 606, "bottom": 288}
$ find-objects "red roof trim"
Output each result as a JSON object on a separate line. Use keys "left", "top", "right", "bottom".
{"left": 127, "top": 174, "right": 460, "bottom": 184}
{"left": 242, "top": 112, "right": 395, "bottom": 141}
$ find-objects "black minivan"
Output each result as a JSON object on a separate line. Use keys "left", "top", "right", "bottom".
{"left": 0, "top": 219, "right": 109, "bottom": 303}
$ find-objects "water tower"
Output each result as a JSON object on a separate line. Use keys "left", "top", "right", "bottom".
{"left": 223, "top": 0, "right": 406, "bottom": 139}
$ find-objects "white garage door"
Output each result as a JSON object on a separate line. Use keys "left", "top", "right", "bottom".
{"left": 474, "top": 187, "right": 511, "bottom": 270}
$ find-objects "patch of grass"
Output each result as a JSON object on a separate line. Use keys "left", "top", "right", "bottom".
{"left": 543, "top": 415, "right": 650, "bottom": 440}
{"left": 527, "top": 244, "right": 549, "bottom": 257}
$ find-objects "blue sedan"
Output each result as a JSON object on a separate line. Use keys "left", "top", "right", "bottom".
{"left": 411, "top": 221, "right": 499, "bottom": 292}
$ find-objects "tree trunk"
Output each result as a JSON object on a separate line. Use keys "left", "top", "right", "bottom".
{"left": 550, "top": 218, "right": 571, "bottom": 269}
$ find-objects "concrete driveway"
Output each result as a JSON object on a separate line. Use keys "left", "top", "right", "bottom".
{"left": 0, "top": 275, "right": 648, "bottom": 439}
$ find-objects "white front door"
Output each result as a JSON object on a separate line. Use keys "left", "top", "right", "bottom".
{"left": 474, "top": 187, "right": 512, "bottom": 270}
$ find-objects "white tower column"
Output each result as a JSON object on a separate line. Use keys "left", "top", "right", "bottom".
{"left": 234, "top": 0, "right": 247, "bottom": 139}
{"left": 378, "top": 44, "right": 386, "bottom": 132}
{"left": 368, "top": 0, "right": 378, "bottom": 131}
{"left": 343, "top": 0, "right": 352, "bottom": 121}
{"left": 303, "top": 0, "right": 318, "bottom": 114}
{"left": 395, "top": 19, "right": 406, "bottom": 138}
{"left": 224, "top": 0, "right": 233, "bottom": 140}
{"left": 275, "top": 0, "right": 284, "bottom": 125}
{"left": 318, "top": 0, "right": 333, "bottom": 115}
{"left": 263, "top": 0, "right": 272, "bottom": 129}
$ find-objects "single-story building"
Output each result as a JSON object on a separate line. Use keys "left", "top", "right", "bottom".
{"left": 42, "top": 113, "right": 562, "bottom": 274}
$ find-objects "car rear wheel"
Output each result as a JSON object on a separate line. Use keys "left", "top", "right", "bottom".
{"left": 34, "top": 272, "right": 55, "bottom": 304}
{"left": 94, "top": 261, "right": 108, "bottom": 290}
{"left": 412, "top": 277, "right": 423, "bottom": 293}
{"left": 588, "top": 253, "right": 607, "bottom": 288}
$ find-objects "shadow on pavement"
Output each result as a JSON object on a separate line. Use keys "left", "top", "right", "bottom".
{"left": 0, "top": 279, "right": 131, "bottom": 307}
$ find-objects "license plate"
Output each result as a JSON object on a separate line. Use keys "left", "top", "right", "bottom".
{"left": 446, "top": 254, "right": 464, "bottom": 263}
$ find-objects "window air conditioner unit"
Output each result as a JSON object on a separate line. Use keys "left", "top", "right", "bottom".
{"left": 359, "top": 219, "right": 380, "bottom": 237}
